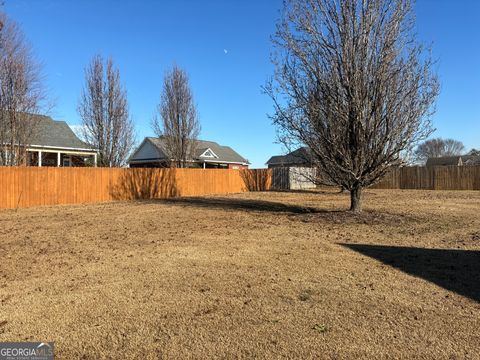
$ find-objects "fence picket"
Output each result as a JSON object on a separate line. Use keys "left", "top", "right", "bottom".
{"left": 373, "top": 166, "right": 480, "bottom": 190}
{"left": 0, "top": 167, "right": 273, "bottom": 209}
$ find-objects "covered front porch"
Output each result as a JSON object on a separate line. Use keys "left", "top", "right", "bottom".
{"left": 26, "top": 148, "right": 97, "bottom": 167}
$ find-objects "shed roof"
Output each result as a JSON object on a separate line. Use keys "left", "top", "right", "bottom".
{"left": 266, "top": 147, "right": 312, "bottom": 166}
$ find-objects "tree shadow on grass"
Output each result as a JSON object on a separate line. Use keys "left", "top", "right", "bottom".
{"left": 340, "top": 243, "right": 480, "bottom": 302}
{"left": 159, "top": 198, "right": 417, "bottom": 224}
{"left": 269, "top": 189, "right": 320, "bottom": 194}
{"left": 240, "top": 169, "right": 271, "bottom": 191}
{"left": 110, "top": 168, "right": 178, "bottom": 200}
{"left": 160, "top": 196, "right": 326, "bottom": 214}
{"left": 269, "top": 188, "right": 342, "bottom": 195}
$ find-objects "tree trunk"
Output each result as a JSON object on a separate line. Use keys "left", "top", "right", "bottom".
{"left": 350, "top": 186, "right": 362, "bottom": 212}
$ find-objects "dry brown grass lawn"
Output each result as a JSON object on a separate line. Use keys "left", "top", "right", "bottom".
{"left": 0, "top": 189, "right": 479, "bottom": 359}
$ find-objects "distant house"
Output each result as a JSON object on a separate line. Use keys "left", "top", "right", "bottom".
{"left": 266, "top": 147, "right": 312, "bottom": 168}
{"left": 6, "top": 114, "right": 98, "bottom": 167}
{"left": 128, "top": 137, "right": 249, "bottom": 169}
{"left": 426, "top": 155, "right": 480, "bottom": 167}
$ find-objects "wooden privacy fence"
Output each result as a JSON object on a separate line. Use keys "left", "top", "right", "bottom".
{"left": 271, "top": 167, "right": 318, "bottom": 190}
{"left": 1, "top": 166, "right": 477, "bottom": 209}
{"left": 373, "top": 166, "right": 480, "bottom": 190}
{"left": 0, "top": 167, "right": 273, "bottom": 209}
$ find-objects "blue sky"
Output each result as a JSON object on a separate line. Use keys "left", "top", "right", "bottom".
{"left": 5, "top": 0, "right": 480, "bottom": 167}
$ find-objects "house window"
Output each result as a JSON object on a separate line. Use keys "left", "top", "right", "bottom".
{"left": 200, "top": 148, "right": 218, "bottom": 158}
{"left": 204, "top": 150, "right": 214, "bottom": 157}
{"left": 63, "top": 157, "right": 71, "bottom": 167}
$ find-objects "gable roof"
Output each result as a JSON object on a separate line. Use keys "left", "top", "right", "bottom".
{"left": 266, "top": 147, "right": 312, "bottom": 166}
{"left": 13, "top": 113, "right": 95, "bottom": 151}
{"left": 426, "top": 156, "right": 461, "bottom": 167}
{"left": 196, "top": 147, "right": 218, "bottom": 159}
{"left": 131, "top": 137, "right": 249, "bottom": 164}
{"left": 426, "top": 155, "right": 480, "bottom": 167}
{"left": 460, "top": 155, "right": 480, "bottom": 166}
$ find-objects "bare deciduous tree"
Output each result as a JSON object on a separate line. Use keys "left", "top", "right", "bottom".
{"left": 78, "top": 54, "right": 135, "bottom": 167}
{"left": 152, "top": 65, "right": 200, "bottom": 168}
{"left": 414, "top": 138, "right": 465, "bottom": 164}
{"left": 0, "top": 12, "right": 46, "bottom": 166}
{"left": 266, "top": 0, "right": 439, "bottom": 212}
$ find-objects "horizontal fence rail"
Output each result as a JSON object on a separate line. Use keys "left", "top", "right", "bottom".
{"left": 372, "top": 166, "right": 480, "bottom": 190}
{"left": 0, "top": 167, "right": 273, "bottom": 209}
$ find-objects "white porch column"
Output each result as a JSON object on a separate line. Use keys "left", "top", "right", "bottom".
{"left": 57, "top": 152, "right": 61, "bottom": 167}
{"left": 38, "top": 151, "right": 42, "bottom": 167}
{"left": 93, "top": 153, "right": 97, "bottom": 167}
{"left": 203, "top": 162, "right": 206, "bottom": 169}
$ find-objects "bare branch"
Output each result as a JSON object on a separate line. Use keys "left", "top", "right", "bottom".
{"left": 0, "top": 12, "right": 47, "bottom": 166}
{"left": 414, "top": 138, "right": 465, "bottom": 165}
{"left": 77, "top": 54, "right": 135, "bottom": 167}
{"left": 151, "top": 65, "right": 200, "bottom": 168}
{"left": 266, "top": 0, "right": 439, "bottom": 212}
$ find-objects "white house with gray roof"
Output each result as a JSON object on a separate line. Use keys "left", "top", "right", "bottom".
{"left": 128, "top": 137, "right": 249, "bottom": 169}
{"left": 25, "top": 114, "right": 98, "bottom": 167}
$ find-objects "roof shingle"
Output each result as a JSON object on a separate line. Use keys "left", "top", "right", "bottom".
{"left": 426, "top": 155, "right": 480, "bottom": 166}
{"left": 141, "top": 137, "right": 249, "bottom": 164}
{"left": 28, "top": 114, "right": 94, "bottom": 150}
{"left": 266, "top": 147, "right": 312, "bottom": 166}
